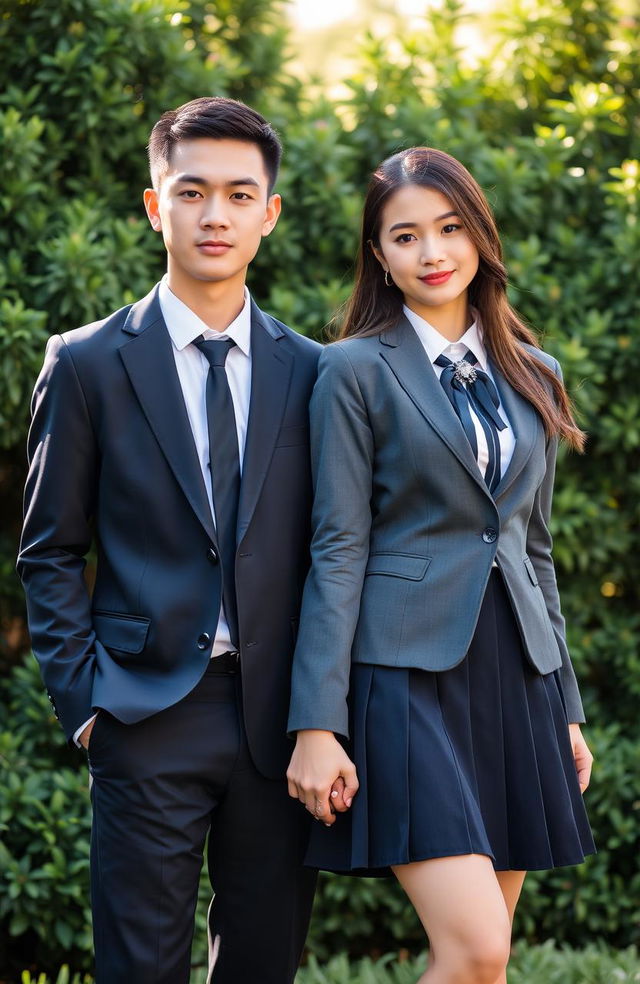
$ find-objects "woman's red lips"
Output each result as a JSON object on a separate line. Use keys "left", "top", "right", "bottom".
{"left": 421, "top": 270, "right": 453, "bottom": 285}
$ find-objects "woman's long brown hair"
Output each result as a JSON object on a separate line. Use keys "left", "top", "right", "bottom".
{"left": 339, "top": 148, "right": 585, "bottom": 450}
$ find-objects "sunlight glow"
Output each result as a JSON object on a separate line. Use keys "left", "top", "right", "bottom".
{"left": 289, "top": 0, "right": 358, "bottom": 29}
{"left": 290, "top": 0, "right": 489, "bottom": 28}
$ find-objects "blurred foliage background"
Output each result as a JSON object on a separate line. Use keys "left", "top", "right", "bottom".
{"left": 0, "top": 0, "right": 638, "bottom": 979}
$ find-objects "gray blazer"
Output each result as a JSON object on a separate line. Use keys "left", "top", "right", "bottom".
{"left": 288, "top": 316, "right": 584, "bottom": 738}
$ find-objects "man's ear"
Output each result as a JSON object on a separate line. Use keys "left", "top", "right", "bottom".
{"left": 143, "top": 188, "right": 162, "bottom": 232}
{"left": 262, "top": 193, "right": 282, "bottom": 237}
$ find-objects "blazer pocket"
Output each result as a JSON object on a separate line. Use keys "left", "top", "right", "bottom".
{"left": 523, "top": 556, "right": 539, "bottom": 586}
{"left": 93, "top": 611, "right": 150, "bottom": 654}
{"left": 365, "top": 552, "right": 431, "bottom": 581}
{"left": 275, "top": 425, "right": 310, "bottom": 448}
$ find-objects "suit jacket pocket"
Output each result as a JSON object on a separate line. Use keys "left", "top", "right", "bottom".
{"left": 92, "top": 611, "right": 150, "bottom": 654}
{"left": 365, "top": 552, "right": 431, "bottom": 581}
{"left": 523, "top": 556, "right": 539, "bottom": 586}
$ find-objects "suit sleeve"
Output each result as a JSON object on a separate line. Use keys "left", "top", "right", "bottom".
{"left": 288, "top": 344, "right": 374, "bottom": 738}
{"left": 17, "top": 335, "right": 99, "bottom": 742}
{"left": 525, "top": 358, "right": 585, "bottom": 723}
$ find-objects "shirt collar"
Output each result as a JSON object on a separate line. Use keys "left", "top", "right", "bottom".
{"left": 403, "top": 304, "right": 488, "bottom": 371}
{"left": 158, "top": 275, "right": 252, "bottom": 357}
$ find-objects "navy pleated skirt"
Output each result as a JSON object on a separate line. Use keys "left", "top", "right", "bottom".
{"left": 305, "top": 569, "right": 595, "bottom": 875}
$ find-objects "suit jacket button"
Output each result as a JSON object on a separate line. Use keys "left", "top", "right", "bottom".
{"left": 197, "top": 633, "right": 212, "bottom": 650}
{"left": 207, "top": 547, "right": 218, "bottom": 564}
{"left": 482, "top": 527, "right": 498, "bottom": 544}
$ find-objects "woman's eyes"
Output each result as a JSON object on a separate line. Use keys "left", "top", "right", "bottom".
{"left": 393, "top": 224, "right": 463, "bottom": 243}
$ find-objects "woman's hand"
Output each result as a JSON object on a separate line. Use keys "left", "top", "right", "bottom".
{"left": 287, "top": 729, "right": 359, "bottom": 825}
{"left": 569, "top": 723, "right": 593, "bottom": 793}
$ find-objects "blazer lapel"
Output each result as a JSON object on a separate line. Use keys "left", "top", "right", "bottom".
{"left": 118, "top": 286, "right": 216, "bottom": 543}
{"left": 379, "top": 316, "right": 491, "bottom": 498}
{"left": 489, "top": 359, "right": 539, "bottom": 499}
{"left": 237, "top": 302, "right": 293, "bottom": 540}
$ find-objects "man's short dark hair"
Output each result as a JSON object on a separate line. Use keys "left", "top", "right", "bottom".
{"left": 148, "top": 96, "right": 282, "bottom": 193}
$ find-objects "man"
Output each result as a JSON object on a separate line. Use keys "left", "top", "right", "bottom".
{"left": 18, "top": 96, "right": 319, "bottom": 984}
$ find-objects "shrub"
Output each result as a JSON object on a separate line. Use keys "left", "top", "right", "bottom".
{"left": 1, "top": 0, "right": 638, "bottom": 975}
{"left": 0, "top": 659, "right": 92, "bottom": 978}
{"left": 15, "top": 942, "right": 640, "bottom": 984}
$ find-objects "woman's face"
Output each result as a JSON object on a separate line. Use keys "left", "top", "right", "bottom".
{"left": 372, "top": 184, "right": 480, "bottom": 333}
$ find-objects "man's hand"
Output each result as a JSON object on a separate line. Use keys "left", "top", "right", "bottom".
{"left": 287, "top": 729, "right": 359, "bottom": 826}
{"left": 79, "top": 716, "right": 97, "bottom": 750}
{"left": 569, "top": 723, "right": 593, "bottom": 793}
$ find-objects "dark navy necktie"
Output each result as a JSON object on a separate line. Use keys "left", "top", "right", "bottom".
{"left": 435, "top": 349, "right": 507, "bottom": 493}
{"left": 194, "top": 336, "right": 240, "bottom": 645}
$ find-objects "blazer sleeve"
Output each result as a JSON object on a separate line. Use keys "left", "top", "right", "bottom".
{"left": 288, "top": 344, "right": 374, "bottom": 738}
{"left": 525, "top": 358, "right": 585, "bottom": 723}
{"left": 17, "top": 335, "right": 99, "bottom": 742}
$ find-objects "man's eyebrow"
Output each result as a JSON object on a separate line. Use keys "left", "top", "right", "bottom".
{"left": 227, "top": 177, "right": 261, "bottom": 188}
{"left": 174, "top": 174, "right": 207, "bottom": 185}
{"left": 388, "top": 211, "right": 460, "bottom": 233}
{"left": 173, "top": 174, "right": 261, "bottom": 188}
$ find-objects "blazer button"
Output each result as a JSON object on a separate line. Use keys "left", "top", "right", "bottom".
{"left": 197, "top": 633, "right": 212, "bottom": 650}
{"left": 482, "top": 527, "right": 498, "bottom": 544}
{"left": 207, "top": 547, "right": 218, "bottom": 564}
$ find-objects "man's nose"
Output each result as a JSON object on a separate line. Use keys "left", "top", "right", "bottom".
{"left": 200, "top": 196, "right": 230, "bottom": 228}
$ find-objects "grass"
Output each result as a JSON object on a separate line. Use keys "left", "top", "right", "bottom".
{"left": 18, "top": 942, "right": 640, "bottom": 983}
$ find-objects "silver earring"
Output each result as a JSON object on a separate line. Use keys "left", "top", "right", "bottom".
{"left": 384, "top": 270, "right": 393, "bottom": 287}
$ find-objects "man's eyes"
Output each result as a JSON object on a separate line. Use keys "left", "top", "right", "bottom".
{"left": 178, "top": 190, "right": 254, "bottom": 200}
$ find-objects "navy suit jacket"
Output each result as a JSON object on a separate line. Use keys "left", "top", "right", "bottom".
{"left": 18, "top": 285, "right": 320, "bottom": 778}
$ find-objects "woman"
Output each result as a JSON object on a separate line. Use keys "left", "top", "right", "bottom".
{"left": 287, "top": 148, "right": 594, "bottom": 984}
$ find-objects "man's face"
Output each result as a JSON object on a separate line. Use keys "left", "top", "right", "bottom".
{"left": 144, "top": 138, "right": 280, "bottom": 296}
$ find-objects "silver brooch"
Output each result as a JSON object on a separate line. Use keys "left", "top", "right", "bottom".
{"left": 453, "top": 360, "right": 477, "bottom": 384}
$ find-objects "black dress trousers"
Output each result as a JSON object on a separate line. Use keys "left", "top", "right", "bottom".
{"left": 87, "top": 662, "right": 316, "bottom": 984}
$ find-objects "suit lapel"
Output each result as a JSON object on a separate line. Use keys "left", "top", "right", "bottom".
{"left": 490, "top": 357, "right": 539, "bottom": 499}
{"left": 237, "top": 302, "right": 293, "bottom": 540}
{"left": 118, "top": 287, "right": 217, "bottom": 543}
{"left": 379, "top": 316, "right": 491, "bottom": 498}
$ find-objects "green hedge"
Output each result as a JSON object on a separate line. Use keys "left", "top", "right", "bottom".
{"left": 1, "top": 0, "right": 639, "bottom": 978}
{"left": 300, "top": 944, "right": 640, "bottom": 984}
{"left": 15, "top": 942, "right": 640, "bottom": 984}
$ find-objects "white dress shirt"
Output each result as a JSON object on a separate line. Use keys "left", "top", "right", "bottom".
{"left": 159, "top": 275, "right": 252, "bottom": 656}
{"left": 74, "top": 278, "right": 253, "bottom": 746}
{"left": 403, "top": 305, "right": 515, "bottom": 482}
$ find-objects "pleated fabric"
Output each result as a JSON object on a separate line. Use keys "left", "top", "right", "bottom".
{"left": 305, "top": 569, "right": 595, "bottom": 875}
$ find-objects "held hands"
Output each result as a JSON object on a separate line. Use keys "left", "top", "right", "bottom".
{"left": 287, "top": 729, "right": 359, "bottom": 825}
{"left": 569, "top": 723, "right": 593, "bottom": 793}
